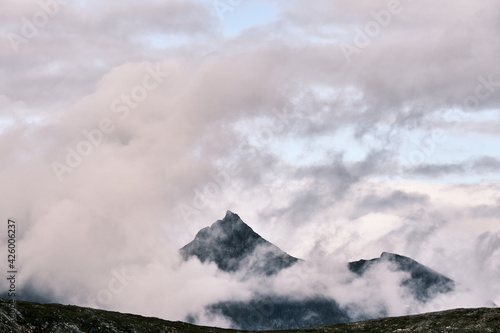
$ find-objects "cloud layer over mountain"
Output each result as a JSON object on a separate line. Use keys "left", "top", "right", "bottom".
{"left": 0, "top": 0, "right": 499, "bottom": 328}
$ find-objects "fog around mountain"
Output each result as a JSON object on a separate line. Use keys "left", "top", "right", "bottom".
{"left": 178, "top": 211, "right": 489, "bottom": 330}
{"left": 180, "top": 211, "right": 299, "bottom": 276}
{"left": 3, "top": 210, "right": 495, "bottom": 329}
{"left": 1, "top": 0, "right": 499, "bottom": 330}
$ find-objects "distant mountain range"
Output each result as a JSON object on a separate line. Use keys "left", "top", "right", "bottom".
{"left": 2, "top": 210, "right": 493, "bottom": 332}
{"left": 179, "top": 211, "right": 459, "bottom": 330}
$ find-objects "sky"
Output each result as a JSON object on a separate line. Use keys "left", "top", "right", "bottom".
{"left": 0, "top": 0, "right": 500, "bottom": 327}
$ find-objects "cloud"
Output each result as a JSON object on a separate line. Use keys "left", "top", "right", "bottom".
{"left": 352, "top": 190, "right": 429, "bottom": 218}
{"left": 409, "top": 163, "right": 467, "bottom": 177}
{"left": 0, "top": 0, "right": 499, "bottom": 329}
{"left": 472, "top": 156, "right": 500, "bottom": 173}
{"left": 402, "top": 156, "right": 500, "bottom": 178}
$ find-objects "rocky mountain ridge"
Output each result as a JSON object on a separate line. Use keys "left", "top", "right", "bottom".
{"left": 180, "top": 211, "right": 299, "bottom": 275}
{"left": 348, "top": 251, "right": 455, "bottom": 302}
{"left": 0, "top": 299, "right": 498, "bottom": 333}
{"left": 179, "top": 211, "right": 459, "bottom": 330}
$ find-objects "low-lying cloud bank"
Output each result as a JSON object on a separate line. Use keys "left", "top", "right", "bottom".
{"left": 0, "top": 0, "right": 499, "bottom": 328}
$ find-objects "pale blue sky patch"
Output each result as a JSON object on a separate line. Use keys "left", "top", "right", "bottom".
{"left": 313, "top": 129, "right": 369, "bottom": 162}
{"left": 237, "top": 115, "right": 370, "bottom": 167}
{"left": 438, "top": 131, "right": 500, "bottom": 161}
{"left": 195, "top": 0, "right": 280, "bottom": 36}
{"left": 0, "top": 96, "right": 46, "bottom": 133}
{"left": 397, "top": 118, "right": 500, "bottom": 165}
{"left": 292, "top": 24, "right": 346, "bottom": 45}
{"left": 145, "top": 32, "right": 193, "bottom": 49}
{"left": 220, "top": 1, "right": 279, "bottom": 36}
{"left": 467, "top": 109, "right": 500, "bottom": 122}
{"left": 0, "top": 118, "right": 14, "bottom": 134}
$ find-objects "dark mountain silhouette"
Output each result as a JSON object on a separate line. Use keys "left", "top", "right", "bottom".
{"left": 180, "top": 211, "right": 349, "bottom": 330}
{"left": 348, "top": 252, "right": 455, "bottom": 302}
{"left": 179, "top": 211, "right": 458, "bottom": 330}
{"left": 180, "top": 210, "right": 299, "bottom": 275}
{"left": 207, "top": 295, "right": 350, "bottom": 331}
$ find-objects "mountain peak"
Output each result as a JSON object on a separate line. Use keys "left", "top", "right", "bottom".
{"left": 380, "top": 251, "right": 392, "bottom": 258}
{"left": 224, "top": 210, "right": 236, "bottom": 219}
{"left": 348, "top": 252, "right": 454, "bottom": 302}
{"left": 180, "top": 211, "right": 298, "bottom": 275}
{"left": 218, "top": 210, "right": 247, "bottom": 230}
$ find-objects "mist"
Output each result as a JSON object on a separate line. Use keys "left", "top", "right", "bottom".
{"left": 1, "top": 0, "right": 499, "bottom": 329}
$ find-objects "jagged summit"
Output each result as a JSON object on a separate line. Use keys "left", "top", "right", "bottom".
{"left": 180, "top": 211, "right": 299, "bottom": 275}
{"left": 224, "top": 210, "right": 235, "bottom": 218}
{"left": 181, "top": 214, "right": 460, "bottom": 330}
{"left": 348, "top": 252, "right": 455, "bottom": 302}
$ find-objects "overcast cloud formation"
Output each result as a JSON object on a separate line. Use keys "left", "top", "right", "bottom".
{"left": 1, "top": 0, "right": 499, "bottom": 327}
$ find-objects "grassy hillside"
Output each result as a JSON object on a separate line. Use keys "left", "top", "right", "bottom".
{"left": 0, "top": 299, "right": 498, "bottom": 332}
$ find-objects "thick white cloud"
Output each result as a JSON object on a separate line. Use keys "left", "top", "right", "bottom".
{"left": 0, "top": 0, "right": 499, "bottom": 327}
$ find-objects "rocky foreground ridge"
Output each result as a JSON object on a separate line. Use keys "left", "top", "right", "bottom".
{"left": 0, "top": 299, "right": 499, "bottom": 333}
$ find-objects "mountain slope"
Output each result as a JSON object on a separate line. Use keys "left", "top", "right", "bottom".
{"left": 180, "top": 210, "right": 299, "bottom": 275}
{"left": 0, "top": 299, "right": 228, "bottom": 333}
{"left": 180, "top": 212, "right": 352, "bottom": 329}
{"left": 308, "top": 307, "right": 500, "bottom": 333}
{"left": 348, "top": 252, "right": 455, "bottom": 302}
{"left": 0, "top": 299, "right": 499, "bottom": 333}
{"left": 207, "top": 295, "right": 350, "bottom": 331}
{"left": 180, "top": 211, "right": 459, "bottom": 330}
